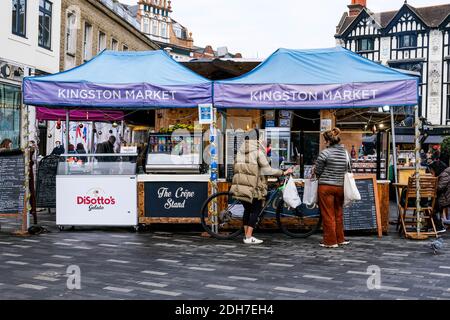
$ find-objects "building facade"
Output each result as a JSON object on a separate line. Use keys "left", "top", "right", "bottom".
{"left": 60, "top": 0, "right": 159, "bottom": 71}
{"left": 128, "top": 0, "right": 242, "bottom": 61}
{"left": 1, "top": 0, "right": 62, "bottom": 148}
{"left": 335, "top": 0, "right": 450, "bottom": 125}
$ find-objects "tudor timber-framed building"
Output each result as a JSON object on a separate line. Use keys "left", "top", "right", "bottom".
{"left": 336, "top": 0, "right": 450, "bottom": 126}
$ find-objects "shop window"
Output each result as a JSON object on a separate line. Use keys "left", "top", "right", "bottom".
{"left": 12, "top": 0, "right": 26, "bottom": 37}
{"left": 98, "top": 31, "right": 106, "bottom": 52}
{"left": 38, "top": 0, "right": 52, "bottom": 50}
{"left": 357, "top": 38, "right": 374, "bottom": 52}
{"left": 65, "top": 11, "right": 77, "bottom": 55}
{"left": 0, "top": 84, "right": 21, "bottom": 148}
{"left": 83, "top": 22, "right": 93, "bottom": 61}
{"left": 398, "top": 34, "right": 417, "bottom": 48}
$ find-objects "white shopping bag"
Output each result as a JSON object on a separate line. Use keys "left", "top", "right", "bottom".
{"left": 344, "top": 152, "right": 361, "bottom": 207}
{"left": 303, "top": 178, "right": 318, "bottom": 206}
{"left": 282, "top": 176, "right": 302, "bottom": 209}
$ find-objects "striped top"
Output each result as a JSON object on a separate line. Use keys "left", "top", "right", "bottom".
{"left": 315, "top": 144, "right": 349, "bottom": 187}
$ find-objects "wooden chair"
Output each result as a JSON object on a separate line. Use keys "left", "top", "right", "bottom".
{"left": 398, "top": 175, "right": 438, "bottom": 238}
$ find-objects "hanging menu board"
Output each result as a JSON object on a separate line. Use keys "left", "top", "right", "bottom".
{"left": 36, "top": 155, "right": 60, "bottom": 208}
{"left": 344, "top": 175, "right": 382, "bottom": 237}
{"left": 0, "top": 150, "right": 25, "bottom": 214}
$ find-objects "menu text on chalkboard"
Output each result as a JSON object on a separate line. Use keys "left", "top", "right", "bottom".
{"left": 0, "top": 151, "right": 25, "bottom": 214}
{"left": 344, "top": 175, "right": 380, "bottom": 234}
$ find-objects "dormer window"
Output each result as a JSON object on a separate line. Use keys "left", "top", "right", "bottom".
{"left": 398, "top": 34, "right": 417, "bottom": 48}
{"left": 357, "top": 38, "right": 374, "bottom": 52}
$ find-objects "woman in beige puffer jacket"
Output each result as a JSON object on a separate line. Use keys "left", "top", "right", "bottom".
{"left": 230, "top": 129, "right": 291, "bottom": 244}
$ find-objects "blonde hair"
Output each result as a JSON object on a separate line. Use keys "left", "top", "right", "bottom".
{"left": 322, "top": 128, "right": 341, "bottom": 145}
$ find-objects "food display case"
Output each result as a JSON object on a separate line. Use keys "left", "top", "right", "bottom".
{"left": 145, "top": 132, "right": 203, "bottom": 174}
{"left": 56, "top": 154, "right": 138, "bottom": 229}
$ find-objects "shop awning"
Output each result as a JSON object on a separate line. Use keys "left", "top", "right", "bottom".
{"left": 36, "top": 107, "right": 125, "bottom": 121}
{"left": 23, "top": 50, "right": 212, "bottom": 109}
{"left": 214, "top": 47, "right": 419, "bottom": 109}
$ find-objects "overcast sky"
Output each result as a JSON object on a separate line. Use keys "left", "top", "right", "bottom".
{"left": 120, "top": 0, "right": 450, "bottom": 58}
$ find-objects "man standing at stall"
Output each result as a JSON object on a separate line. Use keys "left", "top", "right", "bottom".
{"left": 95, "top": 136, "right": 116, "bottom": 162}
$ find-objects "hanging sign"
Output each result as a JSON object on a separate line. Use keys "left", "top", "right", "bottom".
{"left": 198, "top": 104, "right": 213, "bottom": 124}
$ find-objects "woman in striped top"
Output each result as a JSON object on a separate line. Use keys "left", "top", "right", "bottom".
{"left": 314, "top": 128, "right": 350, "bottom": 248}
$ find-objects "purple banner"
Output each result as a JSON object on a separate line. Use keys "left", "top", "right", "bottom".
{"left": 23, "top": 80, "right": 213, "bottom": 108}
{"left": 213, "top": 80, "right": 418, "bottom": 108}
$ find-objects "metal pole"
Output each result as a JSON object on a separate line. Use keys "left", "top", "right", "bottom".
{"left": 390, "top": 107, "right": 400, "bottom": 225}
{"left": 65, "top": 108, "right": 69, "bottom": 152}
{"left": 390, "top": 108, "right": 399, "bottom": 185}
{"left": 414, "top": 105, "right": 421, "bottom": 235}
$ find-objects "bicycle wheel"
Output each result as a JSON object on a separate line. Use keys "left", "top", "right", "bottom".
{"left": 200, "top": 192, "right": 244, "bottom": 240}
{"left": 276, "top": 198, "right": 322, "bottom": 238}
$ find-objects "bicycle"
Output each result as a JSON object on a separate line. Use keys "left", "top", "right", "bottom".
{"left": 200, "top": 176, "right": 322, "bottom": 240}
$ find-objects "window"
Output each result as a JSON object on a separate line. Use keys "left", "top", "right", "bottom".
{"left": 123, "top": 44, "right": 128, "bottom": 51}
{"left": 98, "top": 31, "right": 106, "bottom": 52}
{"left": 161, "top": 22, "right": 167, "bottom": 38}
{"left": 38, "top": 0, "right": 52, "bottom": 50}
{"left": 152, "top": 20, "right": 158, "bottom": 35}
{"left": 111, "top": 38, "right": 118, "bottom": 51}
{"left": 83, "top": 23, "right": 93, "bottom": 61}
{"left": 12, "top": 0, "right": 26, "bottom": 37}
{"left": 399, "top": 34, "right": 417, "bottom": 48}
{"left": 357, "top": 38, "right": 374, "bottom": 52}
{"left": 143, "top": 17, "right": 150, "bottom": 34}
{"left": 65, "top": 11, "right": 77, "bottom": 55}
{"left": 0, "top": 84, "right": 21, "bottom": 148}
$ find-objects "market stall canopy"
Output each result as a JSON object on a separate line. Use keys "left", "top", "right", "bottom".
{"left": 23, "top": 50, "right": 212, "bottom": 108}
{"left": 214, "top": 47, "right": 419, "bottom": 109}
{"left": 36, "top": 107, "right": 125, "bottom": 121}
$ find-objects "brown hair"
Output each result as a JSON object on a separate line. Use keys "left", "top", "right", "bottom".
{"left": 322, "top": 128, "right": 341, "bottom": 146}
{"left": 0, "top": 138, "right": 12, "bottom": 149}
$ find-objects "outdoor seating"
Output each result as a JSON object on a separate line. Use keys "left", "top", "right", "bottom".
{"left": 397, "top": 175, "right": 438, "bottom": 239}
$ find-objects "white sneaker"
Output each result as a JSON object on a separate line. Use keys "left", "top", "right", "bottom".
{"left": 243, "top": 237, "right": 263, "bottom": 245}
{"left": 339, "top": 240, "right": 351, "bottom": 246}
{"left": 319, "top": 243, "right": 339, "bottom": 248}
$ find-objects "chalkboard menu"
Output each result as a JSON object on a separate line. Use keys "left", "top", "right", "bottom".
{"left": 36, "top": 155, "right": 60, "bottom": 208}
{"left": 144, "top": 181, "right": 208, "bottom": 218}
{"left": 0, "top": 151, "right": 25, "bottom": 214}
{"left": 344, "top": 175, "right": 380, "bottom": 234}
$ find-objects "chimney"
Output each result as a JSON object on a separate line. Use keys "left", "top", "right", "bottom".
{"left": 348, "top": 0, "right": 366, "bottom": 17}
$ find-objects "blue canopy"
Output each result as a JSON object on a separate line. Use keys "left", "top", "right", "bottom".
{"left": 23, "top": 50, "right": 212, "bottom": 108}
{"left": 214, "top": 47, "right": 419, "bottom": 109}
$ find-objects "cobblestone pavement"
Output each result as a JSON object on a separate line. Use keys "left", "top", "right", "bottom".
{"left": 0, "top": 211, "right": 449, "bottom": 300}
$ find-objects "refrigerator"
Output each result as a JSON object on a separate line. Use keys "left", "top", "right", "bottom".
{"left": 264, "top": 127, "right": 291, "bottom": 169}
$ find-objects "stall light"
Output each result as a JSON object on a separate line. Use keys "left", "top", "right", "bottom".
{"left": 112, "top": 121, "right": 118, "bottom": 128}
{"left": 379, "top": 123, "right": 385, "bottom": 129}
{"left": 383, "top": 105, "right": 390, "bottom": 112}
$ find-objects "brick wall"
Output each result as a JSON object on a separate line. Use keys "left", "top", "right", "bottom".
{"left": 60, "top": 0, "right": 159, "bottom": 71}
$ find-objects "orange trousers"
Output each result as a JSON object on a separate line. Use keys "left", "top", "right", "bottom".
{"left": 318, "top": 184, "right": 345, "bottom": 246}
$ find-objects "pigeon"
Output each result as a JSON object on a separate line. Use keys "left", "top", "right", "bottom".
{"left": 430, "top": 238, "right": 445, "bottom": 255}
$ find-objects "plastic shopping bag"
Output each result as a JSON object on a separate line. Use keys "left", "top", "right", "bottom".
{"left": 282, "top": 177, "right": 302, "bottom": 209}
{"left": 344, "top": 172, "right": 361, "bottom": 207}
{"left": 303, "top": 178, "right": 318, "bottom": 206}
